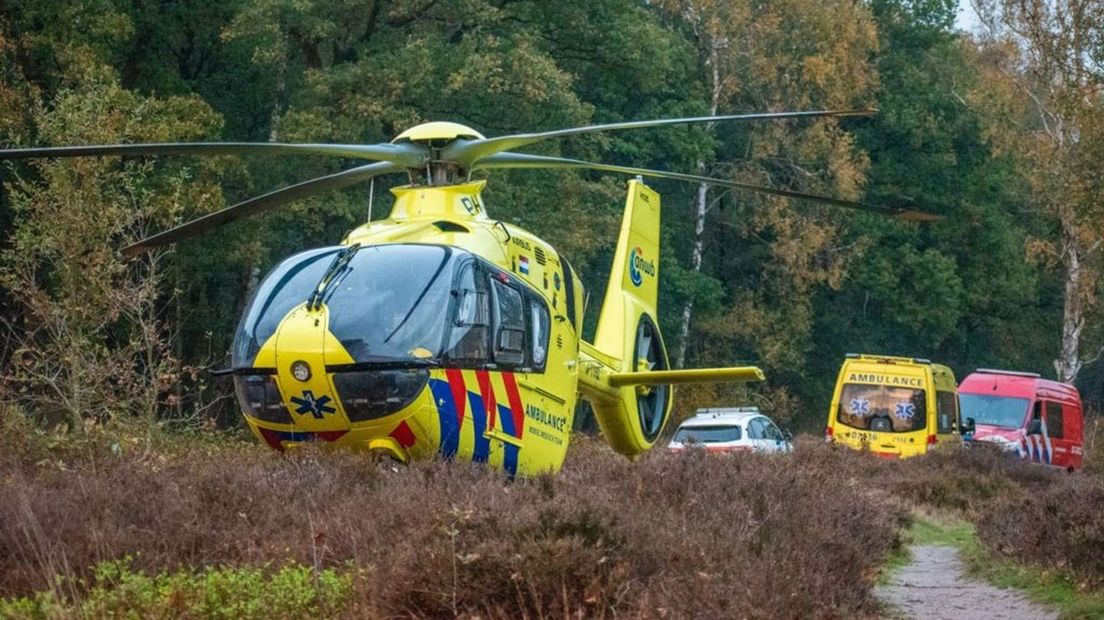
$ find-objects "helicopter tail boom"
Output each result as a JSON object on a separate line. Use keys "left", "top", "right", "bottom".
{"left": 608, "top": 367, "right": 765, "bottom": 387}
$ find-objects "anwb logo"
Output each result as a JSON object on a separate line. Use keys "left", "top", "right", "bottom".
{"left": 628, "top": 246, "right": 655, "bottom": 287}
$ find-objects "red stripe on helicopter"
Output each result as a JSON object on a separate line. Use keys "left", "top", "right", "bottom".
{"left": 259, "top": 428, "right": 284, "bottom": 451}
{"left": 445, "top": 368, "right": 468, "bottom": 427}
{"left": 257, "top": 428, "right": 348, "bottom": 450}
{"left": 502, "top": 372, "right": 525, "bottom": 439}
{"left": 475, "top": 370, "right": 497, "bottom": 430}
{"left": 389, "top": 420, "right": 416, "bottom": 448}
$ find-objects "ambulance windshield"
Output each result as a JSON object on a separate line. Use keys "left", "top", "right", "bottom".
{"left": 959, "top": 394, "right": 1029, "bottom": 429}
{"left": 837, "top": 384, "right": 927, "bottom": 433}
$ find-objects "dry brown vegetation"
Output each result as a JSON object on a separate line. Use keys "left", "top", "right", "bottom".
{"left": 1, "top": 417, "right": 1102, "bottom": 618}
{"left": 0, "top": 421, "right": 906, "bottom": 618}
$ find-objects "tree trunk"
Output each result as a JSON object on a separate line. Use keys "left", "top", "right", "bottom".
{"left": 1054, "top": 216, "right": 1085, "bottom": 383}
{"left": 674, "top": 176, "right": 708, "bottom": 368}
{"left": 673, "top": 39, "right": 722, "bottom": 369}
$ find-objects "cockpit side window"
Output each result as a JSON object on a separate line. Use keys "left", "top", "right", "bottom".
{"left": 491, "top": 277, "right": 526, "bottom": 367}
{"left": 445, "top": 263, "right": 490, "bottom": 363}
{"left": 444, "top": 260, "right": 553, "bottom": 372}
{"left": 529, "top": 300, "right": 550, "bottom": 370}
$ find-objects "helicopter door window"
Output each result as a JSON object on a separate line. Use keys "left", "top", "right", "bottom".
{"left": 491, "top": 277, "right": 526, "bottom": 367}
{"left": 445, "top": 264, "right": 490, "bottom": 364}
{"left": 529, "top": 299, "right": 550, "bottom": 370}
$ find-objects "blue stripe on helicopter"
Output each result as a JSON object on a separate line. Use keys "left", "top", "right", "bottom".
{"left": 498, "top": 403, "right": 519, "bottom": 476}
{"left": 429, "top": 379, "right": 460, "bottom": 457}
{"left": 466, "top": 391, "right": 492, "bottom": 463}
{"left": 429, "top": 377, "right": 520, "bottom": 475}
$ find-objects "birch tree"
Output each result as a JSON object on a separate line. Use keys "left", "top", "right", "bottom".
{"left": 655, "top": 0, "right": 877, "bottom": 370}
{"left": 973, "top": 0, "right": 1104, "bottom": 383}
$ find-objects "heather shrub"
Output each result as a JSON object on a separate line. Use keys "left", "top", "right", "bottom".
{"left": 975, "top": 475, "right": 1104, "bottom": 588}
{"left": 883, "top": 446, "right": 1058, "bottom": 515}
{"left": 0, "top": 434, "right": 905, "bottom": 618}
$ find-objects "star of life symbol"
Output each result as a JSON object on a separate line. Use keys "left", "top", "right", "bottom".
{"left": 849, "top": 398, "right": 870, "bottom": 416}
{"left": 290, "top": 390, "right": 336, "bottom": 419}
{"left": 894, "top": 402, "right": 916, "bottom": 420}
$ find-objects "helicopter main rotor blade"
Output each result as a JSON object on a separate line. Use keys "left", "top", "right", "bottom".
{"left": 476, "top": 152, "right": 941, "bottom": 222}
{"left": 0, "top": 142, "right": 426, "bottom": 168}
{"left": 443, "top": 109, "right": 875, "bottom": 168}
{"left": 121, "top": 161, "right": 402, "bottom": 257}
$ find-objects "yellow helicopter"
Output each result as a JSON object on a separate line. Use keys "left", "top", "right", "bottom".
{"left": 1, "top": 111, "right": 937, "bottom": 476}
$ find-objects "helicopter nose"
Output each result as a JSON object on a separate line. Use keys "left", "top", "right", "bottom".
{"left": 273, "top": 306, "right": 347, "bottom": 429}
{"left": 332, "top": 369, "right": 430, "bottom": 422}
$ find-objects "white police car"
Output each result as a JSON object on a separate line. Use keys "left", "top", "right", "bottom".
{"left": 668, "top": 407, "right": 793, "bottom": 454}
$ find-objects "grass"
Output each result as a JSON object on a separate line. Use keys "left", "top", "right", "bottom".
{"left": 961, "top": 542, "right": 1104, "bottom": 620}
{"left": 875, "top": 512, "right": 970, "bottom": 586}
{"left": 901, "top": 513, "right": 1104, "bottom": 620}
{"left": 905, "top": 512, "right": 976, "bottom": 547}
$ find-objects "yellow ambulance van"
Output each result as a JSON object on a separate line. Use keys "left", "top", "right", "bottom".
{"left": 825, "top": 353, "right": 960, "bottom": 458}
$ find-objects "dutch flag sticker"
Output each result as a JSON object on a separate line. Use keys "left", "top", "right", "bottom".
{"left": 519, "top": 255, "right": 530, "bottom": 275}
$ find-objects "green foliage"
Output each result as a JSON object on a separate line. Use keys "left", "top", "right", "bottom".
{"left": 0, "top": 560, "right": 356, "bottom": 619}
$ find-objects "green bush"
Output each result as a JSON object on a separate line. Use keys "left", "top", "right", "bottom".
{"left": 0, "top": 560, "right": 356, "bottom": 619}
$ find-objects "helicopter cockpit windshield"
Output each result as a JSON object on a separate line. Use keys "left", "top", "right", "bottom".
{"left": 232, "top": 244, "right": 457, "bottom": 368}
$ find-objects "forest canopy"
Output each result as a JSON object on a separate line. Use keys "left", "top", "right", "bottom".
{"left": 0, "top": 0, "right": 1100, "bottom": 431}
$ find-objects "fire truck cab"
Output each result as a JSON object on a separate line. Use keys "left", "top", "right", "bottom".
{"left": 958, "top": 369, "right": 1084, "bottom": 471}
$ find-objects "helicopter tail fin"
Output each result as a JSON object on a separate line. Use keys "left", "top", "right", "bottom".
{"left": 592, "top": 179, "right": 661, "bottom": 358}
{"left": 578, "top": 180, "right": 766, "bottom": 457}
{"left": 580, "top": 180, "right": 671, "bottom": 456}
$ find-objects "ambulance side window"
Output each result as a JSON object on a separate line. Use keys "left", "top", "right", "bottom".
{"left": 1046, "top": 401, "right": 1064, "bottom": 439}
{"left": 936, "top": 391, "right": 957, "bottom": 434}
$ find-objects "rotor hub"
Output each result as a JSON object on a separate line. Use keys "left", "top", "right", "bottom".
{"left": 392, "top": 122, "right": 485, "bottom": 144}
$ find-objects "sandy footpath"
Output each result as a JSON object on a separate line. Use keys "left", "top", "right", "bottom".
{"left": 876, "top": 545, "right": 1057, "bottom": 620}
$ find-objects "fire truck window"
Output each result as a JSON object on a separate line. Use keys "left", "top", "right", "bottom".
{"left": 1046, "top": 401, "right": 1064, "bottom": 439}
{"left": 936, "top": 391, "right": 957, "bottom": 434}
{"left": 491, "top": 278, "right": 526, "bottom": 367}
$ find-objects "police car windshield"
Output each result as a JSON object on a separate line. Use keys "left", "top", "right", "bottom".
{"left": 959, "top": 394, "right": 1029, "bottom": 429}
{"left": 674, "top": 425, "right": 741, "bottom": 443}
{"left": 233, "top": 244, "right": 455, "bottom": 367}
{"left": 837, "top": 384, "right": 927, "bottom": 433}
